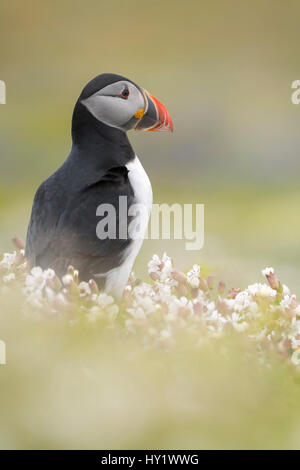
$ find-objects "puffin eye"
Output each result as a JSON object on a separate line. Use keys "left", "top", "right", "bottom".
{"left": 120, "top": 87, "right": 129, "bottom": 99}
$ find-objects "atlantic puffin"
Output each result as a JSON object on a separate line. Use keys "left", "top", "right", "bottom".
{"left": 25, "top": 73, "right": 173, "bottom": 297}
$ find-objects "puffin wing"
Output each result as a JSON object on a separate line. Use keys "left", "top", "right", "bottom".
{"left": 26, "top": 166, "right": 135, "bottom": 283}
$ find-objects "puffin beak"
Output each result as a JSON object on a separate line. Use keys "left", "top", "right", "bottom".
{"left": 134, "top": 89, "right": 173, "bottom": 132}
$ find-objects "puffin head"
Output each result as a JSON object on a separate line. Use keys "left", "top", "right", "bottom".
{"left": 77, "top": 73, "right": 173, "bottom": 133}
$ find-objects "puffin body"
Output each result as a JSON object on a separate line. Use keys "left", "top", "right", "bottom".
{"left": 26, "top": 74, "right": 173, "bottom": 298}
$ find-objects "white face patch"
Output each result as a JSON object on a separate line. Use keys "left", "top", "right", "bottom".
{"left": 81, "top": 80, "right": 145, "bottom": 130}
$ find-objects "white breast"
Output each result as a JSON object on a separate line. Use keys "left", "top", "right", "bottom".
{"left": 126, "top": 156, "right": 153, "bottom": 216}
{"left": 105, "top": 156, "right": 152, "bottom": 298}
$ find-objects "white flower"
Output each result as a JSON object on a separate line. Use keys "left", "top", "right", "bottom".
{"left": 62, "top": 274, "right": 74, "bottom": 286}
{"left": 0, "top": 252, "right": 17, "bottom": 270}
{"left": 147, "top": 253, "right": 175, "bottom": 285}
{"left": 160, "top": 253, "right": 174, "bottom": 283}
{"left": 207, "top": 301, "right": 216, "bottom": 313}
{"left": 44, "top": 269, "right": 55, "bottom": 280}
{"left": 247, "top": 283, "right": 277, "bottom": 298}
{"left": 223, "top": 298, "right": 235, "bottom": 310}
{"left": 154, "top": 283, "right": 172, "bottom": 303}
{"left": 187, "top": 264, "right": 201, "bottom": 288}
{"left": 261, "top": 267, "right": 274, "bottom": 276}
{"left": 289, "top": 318, "right": 300, "bottom": 337}
{"left": 3, "top": 273, "right": 15, "bottom": 283}
{"left": 3, "top": 249, "right": 300, "bottom": 367}
{"left": 127, "top": 306, "right": 146, "bottom": 320}
{"left": 291, "top": 337, "right": 300, "bottom": 350}
{"left": 87, "top": 293, "right": 119, "bottom": 322}
{"left": 168, "top": 296, "right": 193, "bottom": 316}
{"left": 26, "top": 267, "right": 55, "bottom": 292}
{"left": 78, "top": 282, "right": 91, "bottom": 297}
{"left": 228, "top": 312, "right": 242, "bottom": 323}
{"left": 133, "top": 282, "right": 155, "bottom": 298}
{"left": 128, "top": 283, "right": 159, "bottom": 316}
{"left": 233, "top": 291, "right": 251, "bottom": 312}
{"left": 280, "top": 294, "right": 296, "bottom": 310}
{"left": 97, "top": 293, "right": 114, "bottom": 307}
{"left": 148, "top": 254, "right": 161, "bottom": 276}
{"left": 282, "top": 284, "right": 290, "bottom": 296}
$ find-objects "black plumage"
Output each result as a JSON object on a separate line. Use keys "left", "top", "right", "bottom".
{"left": 26, "top": 74, "right": 136, "bottom": 287}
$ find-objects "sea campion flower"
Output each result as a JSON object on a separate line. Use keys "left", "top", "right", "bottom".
{"left": 291, "top": 337, "right": 300, "bottom": 350}
{"left": 87, "top": 293, "right": 119, "bottom": 322}
{"left": 280, "top": 294, "right": 296, "bottom": 310}
{"left": 148, "top": 254, "right": 162, "bottom": 280}
{"left": 147, "top": 253, "right": 176, "bottom": 285}
{"left": 262, "top": 267, "right": 274, "bottom": 277}
{"left": 168, "top": 296, "right": 194, "bottom": 317}
{"left": 78, "top": 282, "right": 92, "bottom": 298}
{"left": 187, "top": 264, "right": 201, "bottom": 289}
{"left": 247, "top": 283, "right": 277, "bottom": 298}
{"left": 2, "top": 246, "right": 300, "bottom": 366}
{"left": 3, "top": 273, "right": 16, "bottom": 283}
{"left": 262, "top": 266, "right": 280, "bottom": 290}
{"left": 0, "top": 252, "right": 17, "bottom": 270}
{"left": 25, "top": 267, "right": 56, "bottom": 292}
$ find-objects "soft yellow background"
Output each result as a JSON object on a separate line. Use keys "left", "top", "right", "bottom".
{"left": 0, "top": 0, "right": 300, "bottom": 288}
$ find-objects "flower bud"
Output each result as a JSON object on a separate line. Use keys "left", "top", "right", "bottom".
{"left": 266, "top": 272, "right": 280, "bottom": 290}
{"left": 176, "top": 282, "right": 188, "bottom": 296}
{"left": 218, "top": 281, "right": 226, "bottom": 294}
{"left": 191, "top": 287, "right": 199, "bottom": 298}
{"left": 198, "top": 277, "right": 208, "bottom": 291}
{"left": 171, "top": 269, "right": 186, "bottom": 284}
{"left": 89, "top": 279, "right": 99, "bottom": 295}
{"left": 193, "top": 301, "right": 202, "bottom": 315}
{"left": 150, "top": 272, "right": 160, "bottom": 281}
{"left": 12, "top": 236, "right": 25, "bottom": 250}
{"left": 228, "top": 288, "right": 241, "bottom": 299}
{"left": 207, "top": 275, "right": 215, "bottom": 290}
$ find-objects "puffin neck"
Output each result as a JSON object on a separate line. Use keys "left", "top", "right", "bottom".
{"left": 71, "top": 101, "right": 135, "bottom": 168}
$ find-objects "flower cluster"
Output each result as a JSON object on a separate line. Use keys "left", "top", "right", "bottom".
{"left": 1, "top": 246, "right": 300, "bottom": 365}
{"left": 0, "top": 249, "right": 119, "bottom": 321}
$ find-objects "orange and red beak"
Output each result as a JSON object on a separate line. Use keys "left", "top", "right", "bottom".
{"left": 134, "top": 89, "right": 173, "bottom": 132}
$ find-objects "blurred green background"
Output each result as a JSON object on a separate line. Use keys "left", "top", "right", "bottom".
{"left": 2, "top": 0, "right": 300, "bottom": 451}
{"left": 1, "top": 0, "right": 300, "bottom": 288}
